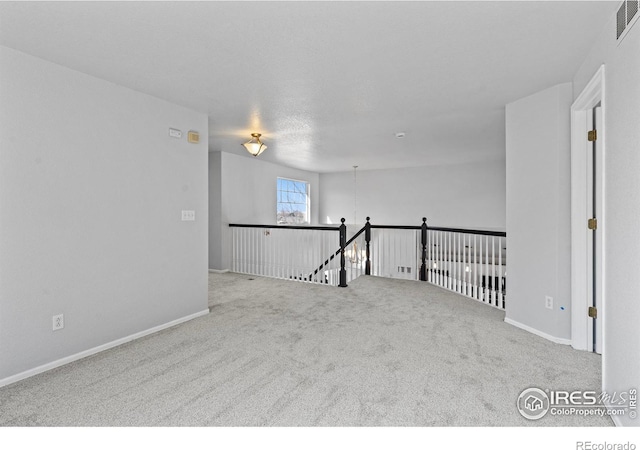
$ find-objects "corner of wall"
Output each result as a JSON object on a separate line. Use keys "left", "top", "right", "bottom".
{"left": 209, "top": 151, "right": 224, "bottom": 270}
{"left": 505, "top": 82, "right": 574, "bottom": 343}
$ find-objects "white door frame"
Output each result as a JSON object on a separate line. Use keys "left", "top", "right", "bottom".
{"left": 571, "top": 65, "right": 605, "bottom": 358}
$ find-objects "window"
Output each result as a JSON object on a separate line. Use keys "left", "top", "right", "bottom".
{"left": 277, "top": 177, "right": 310, "bottom": 224}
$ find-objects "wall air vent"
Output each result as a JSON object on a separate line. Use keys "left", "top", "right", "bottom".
{"left": 617, "top": 0, "right": 640, "bottom": 41}
{"left": 628, "top": 0, "right": 639, "bottom": 24}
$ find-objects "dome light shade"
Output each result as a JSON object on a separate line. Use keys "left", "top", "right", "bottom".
{"left": 242, "top": 133, "right": 267, "bottom": 157}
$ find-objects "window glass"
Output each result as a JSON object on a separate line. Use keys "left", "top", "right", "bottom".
{"left": 276, "top": 178, "right": 309, "bottom": 224}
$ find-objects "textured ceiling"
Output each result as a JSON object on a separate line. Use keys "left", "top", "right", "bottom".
{"left": 0, "top": 1, "right": 617, "bottom": 173}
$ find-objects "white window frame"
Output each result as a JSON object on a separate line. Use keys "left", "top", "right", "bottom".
{"left": 276, "top": 177, "right": 310, "bottom": 225}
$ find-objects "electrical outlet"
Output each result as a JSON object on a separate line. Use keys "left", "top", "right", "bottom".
{"left": 181, "top": 210, "right": 195, "bottom": 221}
{"left": 545, "top": 296, "right": 553, "bottom": 310}
{"left": 52, "top": 314, "right": 64, "bottom": 331}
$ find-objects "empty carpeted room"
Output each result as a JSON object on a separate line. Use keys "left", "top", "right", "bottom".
{"left": 1, "top": 0, "right": 639, "bottom": 441}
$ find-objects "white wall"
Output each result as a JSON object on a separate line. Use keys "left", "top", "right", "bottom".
{"left": 209, "top": 151, "right": 320, "bottom": 270}
{"left": 319, "top": 160, "right": 506, "bottom": 229}
{"left": 505, "top": 83, "right": 573, "bottom": 342}
{"left": 573, "top": 16, "right": 640, "bottom": 427}
{"left": 0, "top": 47, "right": 209, "bottom": 382}
{"left": 208, "top": 151, "right": 223, "bottom": 270}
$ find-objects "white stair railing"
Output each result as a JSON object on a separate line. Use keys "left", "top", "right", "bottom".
{"left": 426, "top": 228, "right": 506, "bottom": 310}
{"left": 344, "top": 227, "right": 366, "bottom": 283}
{"left": 366, "top": 222, "right": 506, "bottom": 310}
{"left": 231, "top": 224, "right": 341, "bottom": 285}
{"left": 229, "top": 220, "right": 506, "bottom": 310}
{"left": 369, "top": 228, "right": 420, "bottom": 280}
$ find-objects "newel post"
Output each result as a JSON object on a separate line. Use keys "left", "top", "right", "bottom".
{"left": 420, "top": 217, "right": 428, "bottom": 281}
{"left": 365, "top": 217, "right": 371, "bottom": 276}
{"left": 339, "top": 218, "right": 347, "bottom": 287}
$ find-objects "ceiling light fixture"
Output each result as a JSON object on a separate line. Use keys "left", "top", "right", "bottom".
{"left": 242, "top": 133, "right": 267, "bottom": 157}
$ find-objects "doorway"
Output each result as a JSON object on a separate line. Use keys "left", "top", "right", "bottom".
{"left": 571, "top": 65, "right": 605, "bottom": 359}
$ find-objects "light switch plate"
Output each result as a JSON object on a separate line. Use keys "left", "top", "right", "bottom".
{"left": 545, "top": 296, "right": 553, "bottom": 310}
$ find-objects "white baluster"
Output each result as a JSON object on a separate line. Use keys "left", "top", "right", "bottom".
{"left": 242, "top": 228, "right": 247, "bottom": 274}
{"left": 239, "top": 228, "right": 243, "bottom": 274}
{"left": 448, "top": 232, "right": 452, "bottom": 289}
{"left": 253, "top": 228, "right": 258, "bottom": 275}
{"left": 232, "top": 228, "right": 236, "bottom": 272}
{"left": 456, "top": 233, "right": 461, "bottom": 293}
{"left": 437, "top": 231, "right": 441, "bottom": 287}
{"left": 491, "top": 236, "right": 496, "bottom": 307}
{"left": 478, "top": 235, "right": 482, "bottom": 301}
{"left": 438, "top": 231, "right": 442, "bottom": 287}
{"left": 498, "top": 236, "right": 503, "bottom": 309}
{"left": 462, "top": 234, "right": 466, "bottom": 295}
{"left": 452, "top": 232, "right": 457, "bottom": 291}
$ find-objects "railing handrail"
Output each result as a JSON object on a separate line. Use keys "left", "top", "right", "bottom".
{"left": 426, "top": 226, "right": 506, "bottom": 237}
{"left": 229, "top": 223, "right": 505, "bottom": 237}
{"left": 344, "top": 224, "right": 368, "bottom": 247}
{"left": 370, "top": 225, "right": 421, "bottom": 230}
{"left": 306, "top": 223, "right": 368, "bottom": 282}
{"left": 369, "top": 224, "right": 505, "bottom": 237}
{"left": 309, "top": 248, "right": 340, "bottom": 278}
{"left": 229, "top": 223, "right": 340, "bottom": 231}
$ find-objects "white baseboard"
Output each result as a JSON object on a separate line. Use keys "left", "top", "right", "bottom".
{"left": 607, "top": 406, "right": 624, "bottom": 427}
{"left": 610, "top": 416, "right": 623, "bottom": 427}
{"left": 209, "top": 269, "right": 230, "bottom": 273}
{"left": 0, "top": 309, "right": 210, "bottom": 389}
{"left": 504, "top": 317, "right": 572, "bottom": 346}
{"left": 601, "top": 397, "right": 629, "bottom": 427}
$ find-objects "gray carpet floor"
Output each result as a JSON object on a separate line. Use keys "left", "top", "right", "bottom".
{"left": 0, "top": 273, "right": 611, "bottom": 426}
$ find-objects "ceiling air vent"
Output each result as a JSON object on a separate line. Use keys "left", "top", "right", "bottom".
{"left": 617, "top": 0, "right": 640, "bottom": 41}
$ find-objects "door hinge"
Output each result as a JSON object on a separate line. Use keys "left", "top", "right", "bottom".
{"left": 588, "top": 306, "right": 598, "bottom": 319}
{"left": 588, "top": 130, "right": 597, "bottom": 142}
{"left": 588, "top": 218, "right": 598, "bottom": 230}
